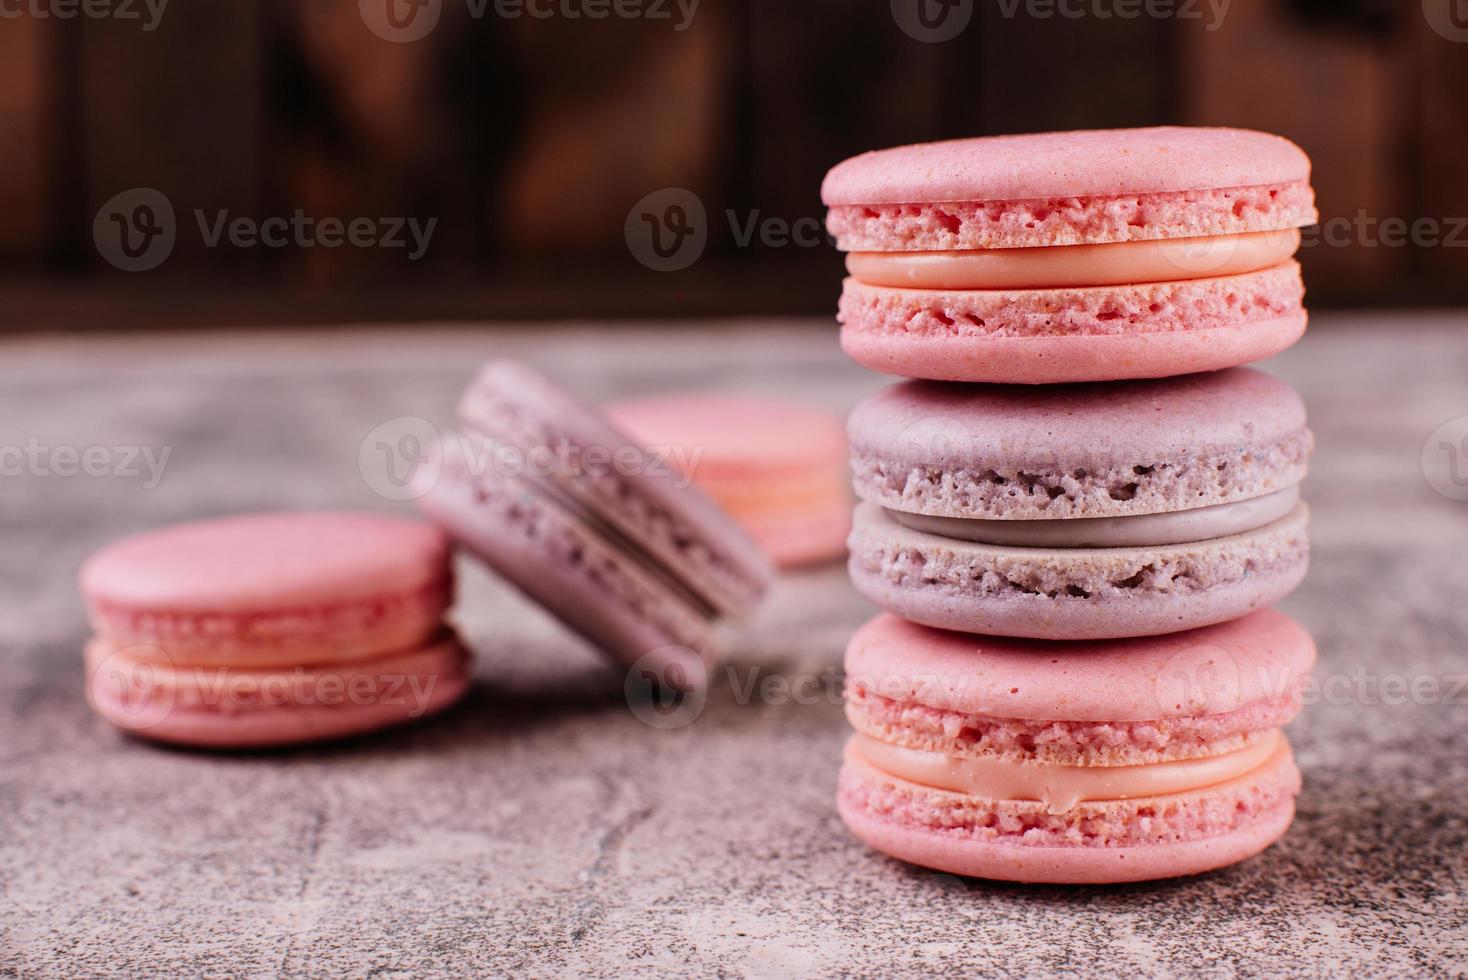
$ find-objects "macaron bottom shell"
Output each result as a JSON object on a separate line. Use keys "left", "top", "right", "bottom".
{"left": 841, "top": 312, "right": 1307, "bottom": 385}
{"left": 740, "top": 507, "right": 852, "bottom": 569}
{"left": 848, "top": 502, "right": 1309, "bottom": 641}
{"left": 837, "top": 739, "right": 1300, "bottom": 884}
{"left": 85, "top": 635, "right": 471, "bottom": 749}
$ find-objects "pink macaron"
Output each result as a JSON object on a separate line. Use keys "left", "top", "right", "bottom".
{"left": 79, "top": 511, "right": 469, "bottom": 747}
{"left": 604, "top": 392, "right": 851, "bottom": 569}
{"left": 846, "top": 368, "right": 1312, "bottom": 640}
{"left": 839, "top": 610, "right": 1315, "bottom": 883}
{"left": 822, "top": 127, "right": 1318, "bottom": 383}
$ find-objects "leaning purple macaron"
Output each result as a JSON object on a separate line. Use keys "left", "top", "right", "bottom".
{"left": 846, "top": 368, "right": 1312, "bottom": 640}
{"left": 416, "top": 361, "right": 774, "bottom": 685}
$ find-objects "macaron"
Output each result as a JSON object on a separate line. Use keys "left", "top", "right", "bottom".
{"left": 604, "top": 392, "right": 851, "bottom": 569}
{"left": 80, "top": 511, "right": 469, "bottom": 747}
{"left": 822, "top": 127, "right": 1318, "bottom": 383}
{"left": 416, "top": 362, "right": 774, "bottom": 685}
{"left": 838, "top": 610, "right": 1315, "bottom": 883}
{"left": 847, "top": 368, "right": 1312, "bottom": 640}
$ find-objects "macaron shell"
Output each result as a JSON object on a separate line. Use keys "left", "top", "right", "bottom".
{"left": 604, "top": 392, "right": 848, "bottom": 481}
{"left": 837, "top": 259, "right": 1305, "bottom": 385}
{"left": 844, "top": 609, "right": 1316, "bottom": 723}
{"left": 844, "top": 313, "right": 1308, "bottom": 386}
{"left": 85, "top": 635, "right": 471, "bottom": 748}
{"left": 79, "top": 511, "right": 451, "bottom": 614}
{"left": 837, "top": 747, "right": 1298, "bottom": 884}
{"left": 848, "top": 501, "right": 1309, "bottom": 640}
{"left": 738, "top": 507, "right": 852, "bottom": 569}
{"left": 79, "top": 511, "right": 453, "bottom": 668}
{"left": 417, "top": 435, "right": 718, "bottom": 681}
{"left": 822, "top": 128, "right": 1316, "bottom": 252}
{"left": 821, "top": 128, "right": 1313, "bottom": 205}
{"left": 848, "top": 368, "right": 1311, "bottom": 520}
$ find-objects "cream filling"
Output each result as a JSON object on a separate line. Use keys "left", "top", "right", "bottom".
{"left": 887, "top": 486, "right": 1298, "bottom": 548}
{"left": 852, "top": 730, "right": 1286, "bottom": 814}
{"left": 846, "top": 229, "right": 1300, "bottom": 290}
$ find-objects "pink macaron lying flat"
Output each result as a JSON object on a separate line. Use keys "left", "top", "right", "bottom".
{"left": 822, "top": 127, "right": 1318, "bottom": 383}
{"left": 845, "top": 369, "right": 1312, "bottom": 640}
{"left": 417, "top": 362, "right": 773, "bottom": 685}
{"left": 79, "top": 511, "right": 468, "bottom": 747}
{"left": 838, "top": 611, "right": 1315, "bottom": 883}
{"left": 605, "top": 393, "right": 851, "bottom": 569}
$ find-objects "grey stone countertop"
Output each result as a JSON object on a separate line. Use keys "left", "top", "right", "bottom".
{"left": 2, "top": 315, "right": 1466, "bottom": 977}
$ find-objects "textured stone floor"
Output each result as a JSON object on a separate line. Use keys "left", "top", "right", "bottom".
{"left": 2, "top": 316, "right": 1466, "bottom": 976}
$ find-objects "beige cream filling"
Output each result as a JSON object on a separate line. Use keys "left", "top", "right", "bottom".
{"left": 846, "top": 229, "right": 1301, "bottom": 290}
{"left": 851, "top": 730, "right": 1286, "bottom": 814}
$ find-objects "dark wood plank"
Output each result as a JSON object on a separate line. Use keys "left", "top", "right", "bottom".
{"left": 81, "top": 0, "right": 264, "bottom": 272}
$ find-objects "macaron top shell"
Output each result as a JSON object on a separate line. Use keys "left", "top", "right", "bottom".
{"left": 605, "top": 392, "right": 846, "bottom": 479}
{"left": 848, "top": 368, "right": 1312, "bottom": 520}
{"left": 80, "top": 511, "right": 451, "bottom": 614}
{"left": 821, "top": 127, "right": 1311, "bottom": 207}
{"left": 845, "top": 610, "right": 1315, "bottom": 723}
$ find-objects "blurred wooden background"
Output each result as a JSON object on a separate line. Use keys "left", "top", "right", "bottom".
{"left": 1, "top": 0, "right": 1466, "bottom": 329}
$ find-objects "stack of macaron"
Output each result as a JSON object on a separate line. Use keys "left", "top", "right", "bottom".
{"left": 822, "top": 127, "right": 1320, "bottom": 883}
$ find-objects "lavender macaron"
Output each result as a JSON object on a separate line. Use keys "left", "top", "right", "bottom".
{"left": 847, "top": 368, "right": 1312, "bottom": 640}
{"left": 417, "top": 361, "right": 773, "bottom": 685}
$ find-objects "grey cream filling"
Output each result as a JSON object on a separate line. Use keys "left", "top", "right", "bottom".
{"left": 460, "top": 431, "right": 723, "bottom": 623}
{"left": 886, "top": 486, "right": 1300, "bottom": 548}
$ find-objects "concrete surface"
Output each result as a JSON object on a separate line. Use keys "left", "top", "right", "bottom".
{"left": 2, "top": 316, "right": 1466, "bottom": 977}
